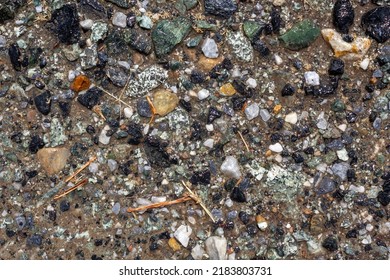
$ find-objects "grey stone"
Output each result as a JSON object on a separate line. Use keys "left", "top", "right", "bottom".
{"left": 317, "top": 176, "right": 336, "bottom": 195}
{"left": 201, "top": 38, "right": 218, "bottom": 58}
{"left": 126, "top": 66, "right": 167, "bottom": 97}
{"left": 205, "top": 236, "right": 227, "bottom": 260}
{"left": 331, "top": 162, "right": 350, "bottom": 181}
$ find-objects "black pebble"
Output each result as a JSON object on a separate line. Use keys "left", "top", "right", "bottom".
{"left": 179, "top": 99, "right": 192, "bottom": 112}
{"left": 137, "top": 98, "right": 152, "bottom": 118}
{"left": 34, "top": 91, "right": 51, "bottom": 115}
{"left": 281, "top": 83, "right": 296, "bottom": 96}
{"left": 190, "top": 70, "right": 205, "bottom": 84}
{"left": 333, "top": 0, "right": 354, "bottom": 34}
{"left": 231, "top": 96, "right": 247, "bottom": 111}
{"left": 230, "top": 187, "right": 246, "bottom": 203}
{"left": 60, "top": 200, "right": 70, "bottom": 212}
{"left": 58, "top": 101, "right": 71, "bottom": 117}
{"left": 8, "top": 44, "right": 22, "bottom": 71}
{"left": 346, "top": 111, "right": 357, "bottom": 123}
{"left": 29, "top": 135, "right": 45, "bottom": 154}
{"left": 238, "top": 211, "right": 250, "bottom": 224}
{"left": 204, "top": 0, "right": 237, "bottom": 19}
{"left": 86, "top": 125, "right": 95, "bottom": 135}
{"left": 127, "top": 122, "right": 143, "bottom": 145}
{"left": 51, "top": 4, "right": 80, "bottom": 44}
{"left": 292, "top": 152, "right": 304, "bottom": 163}
{"left": 27, "top": 234, "right": 43, "bottom": 247}
{"left": 361, "top": 7, "right": 390, "bottom": 43}
{"left": 207, "top": 106, "right": 222, "bottom": 124}
{"left": 126, "top": 12, "right": 136, "bottom": 28}
{"left": 328, "top": 58, "right": 345, "bottom": 76}
{"left": 252, "top": 39, "right": 270, "bottom": 57}
{"left": 190, "top": 170, "right": 211, "bottom": 185}
{"left": 270, "top": 8, "right": 282, "bottom": 34}
{"left": 346, "top": 228, "right": 358, "bottom": 238}
{"left": 377, "top": 191, "right": 390, "bottom": 206}
{"left": 322, "top": 235, "right": 338, "bottom": 252}
{"left": 77, "top": 87, "right": 103, "bottom": 109}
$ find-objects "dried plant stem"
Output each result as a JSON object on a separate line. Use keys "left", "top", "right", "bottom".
{"left": 53, "top": 178, "right": 88, "bottom": 200}
{"left": 127, "top": 195, "right": 192, "bottom": 213}
{"left": 237, "top": 131, "right": 250, "bottom": 152}
{"left": 98, "top": 87, "right": 132, "bottom": 108}
{"left": 65, "top": 156, "right": 97, "bottom": 183}
{"left": 146, "top": 96, "right": 156, "bottom": 124}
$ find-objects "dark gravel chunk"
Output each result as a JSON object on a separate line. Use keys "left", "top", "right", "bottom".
{"left": 270, "top": 8, "right": 282, "bottom": 34}
{"left": 51, "top": 4, "right": 80, "bottom": 44}
{"left": 230, "top": 187, "right": 246, "bottom": 203}
{"left": 322, "top": 235, "right": 338, "bottom": 252}
{"left": 190, "top": 170, "right": 211, "bottom": 185}
{"left": 317, "top": 177, "right": 337, "bottom": 195}
{"left": 204, "top": 0, "right": 237, "bottom": 19}
{"left": 127, "top": 122, "right": 143, "bottom": 145}
{"left": 137, "top": 98, "right": 152, "bottom": 118}
{"left": 361, "top": 7, "right": 390, "bottom": 43}
{"left": 29, "top": 135, "right": 45, "bottom": 154}
{"left": 60, "top": 200, "right": 70, "bottom": 212}
{"left": 34, "top": 91, "right": 51, "bottom": 115}
{"left": 333, "top": 0, "right": 354, "bottom": 34}
{"left": 27, "top": 234, "right": 43, "bottom": 247}
{"left": 377, "top": 191, "right": 390, "bottom": 206}
{"left": 8, "top": 43, "right": 22, "bottom": 71}
{"left": 106, "top": 0, "right": 131, "bottom": 9}
{"left": 252, "top": 39, "right": 270, "bottom": 57}
{"left": 77, "top": 87, "right": 103, "bottom": 109}
{"left": 281, "top": 83, "right": 296, "bottom": 96}
{"left": 124, "top": 29, "right": 153, "bottom": 55}
{"left": 328, "top": 58, "right": 345, "bottom": 75}
{"left": 207, "top": 106, "right": 222, "bottom": 124}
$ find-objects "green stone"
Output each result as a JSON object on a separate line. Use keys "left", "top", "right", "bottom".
{"left": 195, "top": 20, "right": 217, "bottom": 31}
{"left": 279, "top": 19, "right": 320, "bottom": 50}
{"left": 184, "top": 0, "right": 197, "bottom": 9}
{"left": 152, "top": 17, "right": 191, "bottom": 57}
{"left": 105, "top": 0, "right": 130, "bottom": 8}
{"left": 331, "top": 99, "right": 345, "bottom": 112}
{"left": 186, "top": 35, "right": 202, "bottom": 48}
{"left": 243, "top": 20, "right": 263, "bottom": 42}
{"left": 175, "top": 0, "right": 186, "bottom": 14}
{"left": 138, "top": 15, "right": 153, "bottom": 29}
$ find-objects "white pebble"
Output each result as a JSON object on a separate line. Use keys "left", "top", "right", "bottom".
{"left": 198, "top": 89, "right": 210, "bottom": 100}
{"left": 151, "top": 196, "right": 166, "bottom": 203}
{"left": 205, "top": 124, "right": 214, "bottom": 131}
{"left": 191, "top": 244, "right": 204, "bottom": 260}
{"left": 123, "top": 107, "right": 134, "bottom": 118}
{"left": 107, "top": 159, "right": 118, "bottom": 171}
{"left": 360, "top": 58, "right": 370, "bottom": 70}
{"left": 244, "top": 103, "right": 259, "bottom": 120}
{"left": 337, "top": 148, "right": 349, "bottom": 161}
{"left": 202, "top": 38, "right": 219, "bottom": 58}
{"left": 89, "top": 162, "right": 99, "bottom": 174}
{"left": 274, "top": 54, "right": 283, "bottom": 65}
{"left": 220, "top": 156, "right": 242, "bottom": 179}
{"left": 80, "top": 19, "right": 93, "bottom": 30}
{"left": 112, "top": 12, "right": 127, "bottom": 28}
{"left": 174, "top": 225, "right": 192, "bottom": 247}
{"left": 304, "top": 71, "right": 320, "bottom": 86}
{"left": 285, "top": 112, "right": 298, "bottom": 124}
{"left": 269, "top": 143, "right": 283, "bottom": 153}
{"left": 246, "top": 78, "right": 257, "bottom": 88}
{"left": 99, "top": 125, "right": 111, "bottom": 145}
{"left": 260, "top": 109, "right": 271, "bottom": 122}
{"left": 224, "top": 198, "right": 233, "bottom": 208}
{"left": 203, "top": 138, "right": 214, "bottom": 148}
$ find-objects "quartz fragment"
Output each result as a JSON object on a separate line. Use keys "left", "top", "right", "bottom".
{"left": 244, "top": 103, "right": 259, "bottom": 120}
{"left": 201, "top": 38, "right": 219, "bottom": 58}
{"left": 174, "top": 225, "right": 192, "bottom": 247}
{"left": 205, "top": 236, "right": 227, "bottom": 260}
{"left": 220, "top": 156, "right": 241, "bottom": 179}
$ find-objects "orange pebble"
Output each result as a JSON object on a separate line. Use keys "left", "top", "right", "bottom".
{"left": 220, "top": 83, "right": 236, "bottom": 96}
{"left": 71, "top": 75, "right": 91, "bottom": 93}
{"left": 273, "top": 104, "right": 282, "bottom": 114}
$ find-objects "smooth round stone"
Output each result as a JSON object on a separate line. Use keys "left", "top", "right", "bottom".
{"left": 269, "top": 143, "right": 283, "bottom": 153}
{"left": 123, "top": 107, "right": 134, "bottom": 118}
{"left": 304, "top": 71, "right": 320, "bottom": 86}
{"left": 246, "top": 78, "right": 257, "bottom": 88}
{"left": 80, "top": 19, "right": 93, "bottom": 30}
{"left": 198, "top": 89, "right": 210, "bottom": 100}
{"left": 285, "top": 112, "right": 298, "bottom": 124}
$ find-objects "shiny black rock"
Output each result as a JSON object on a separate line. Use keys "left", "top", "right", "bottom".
{"left": 333, "top": 0, "right": 354, "bottom": 33}
{"left": 361, "top": 6, "right": 390, "bottom": 43}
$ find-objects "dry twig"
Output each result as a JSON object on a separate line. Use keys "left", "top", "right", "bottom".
{"left": 53, "top": 178, "right": 88, "bottom": 200}
{"left": 237, "top": 131, "right": 250, "bottom": 152}
{"left": 65, "top": 156, "right": 97, "bottom": 183}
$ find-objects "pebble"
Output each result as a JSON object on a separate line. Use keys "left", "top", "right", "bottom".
{"left": 337, "top": 148, "right": 349, "bottom": 161}
{"left": 204, "top": 0, "right": 237, "bottom": 19}
{"left": 191, "top": 244, "right": 204, "bottom": 260}
{"left": 77, "top": 87, "right": 102, "bottom": 109}
{"left": 304, "top": 71, "right": 320, "bottom": 86}
{"left": 112, "top": 202, "right": 121, "bottom": 215}
{"left": 332, "top": 0, "right": 354, "bottom": 34}
{"left": 37, "top": 147, "right": 70, "bottom": 175}
{"left": 34, "top": 91, "right": 52, "bottom": 115}
{"left": 51, "top": 4, "right": 80, "bottom": 44}
{"left": 198, "top": 89, "right": 210, "bottom": 100}
{"left": 173, "top": 225, "right": 192, "bottom": 247}
{"left": 112, "top": 12, "right": 127, "bottom": 28}
{"left": 285, "top": 112, "right": 298, "bottom": 124}
{"left": 317, "top": 177, "right": 336, "bottom": 195}
{"left": 328, "top": 58, "right": 345, "bottom": 75}
{"left": 123, "top": 107, "right": 134, "bottom": 118}
{"left": 274, "top": 54, "right": 283, "bottom": 65}
{"left": 256, "top": 215, "right": 268, "bottom": 231}
{"left": 246, "top": 78, "right": 257, "bottom": 88}
{"left": 260, "top": 109, "right": 271, "bottom": 122}
{"left": 137, "top": 98, "right": 152, "bottom": 117}
{"left": 220, "top": 156, "right": 241, "bottom": 179}
{"left": 279, "top": 19, "right": 320, "bottom": 50}
{"left": 220, "top": 83, "right": 237, "bottom": 96}
{"left": 269, "top": 143, "right": 283, "bottom": 153}
{"left": 331, "top": 162, "right": 350, "bottom": 181}
{"left": 80, "top": 19, "right": 93, "bottom": 30}
{"left": 203, "top": 139, "right": 214, "bottom": 148}
{"left": 360, "top": 58, "right": 370, "bottom": 70}
{"left": 361, "top": 7, "right": 390, "bottom": 43}
{"left": 244, "top": 103, "right": 259, "bottom": 120}
{"left": 202, "top": 38, "right": 219, "bottom": 58}
{"left": 205, "top": 236, "right": 227, "bottom": 260}
{"left": 168, "top": 237, "right": 181, "bottom": 251}
{"left": 138, "top": 15, "right": 153, "bottom": 29}
{"left": 0, "top": 35, "right": 6, "bottom": 48}
{"left": 99, "top": 125, "right": 111, "bottom": 145}
{"left": 321, "top": 29, "right": 371, "bottom": 60}
{"left": 89, "top": 162, "right": 99, "bottom": 174}
{"left": 152, "top": 89, "right": 179, "bottom": 116}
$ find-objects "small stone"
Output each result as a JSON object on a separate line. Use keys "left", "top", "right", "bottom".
{"left": 126, "top": 65, "right": 167, "bottom": 97}
{"left": 245, "top": 103, "right": 259, "bottom": 120}
{"left": 246, "top": 78, "right": 257, "bottom": 88}
{"left": 152, "top": 89, "right": 179, "bottom": 116}
{"left": 202, "top": 38, "right": 219, "bottom": 58}
{"left": 99, "top": 125, "right": 111, "bottom": 145}
{"left": 321, "top": 29, "right": 371, "bottom": 60}
{"left": 71, "top": 75, "right": 91, "bottom": 93}
{"left": 205, "top": 236, "right": 227, "bottom": 260}
{"left": 106, "top": 67, "right": 128, "bottom": 87}
{"left": 260, "top": 109, "right": 271, "bottom": 122}
{"left": 221, "top": 156, "right": 241, "bottom": 179}
{"left": 191, "top": 244, "right": 204, "bottom": 260}
{"left": 91, "top": 22, "right": 108, "bottom": 43}
{"left": 337, "top": 148, "right": 349, "bottom": 161}
{"left": 107, "top": 159, "right": 118, "bottom": 172}
{"left": 256, "top": 215, "right": 268, "bottom": 231}
{"left": 80, "top": 19, "right": 93, "bottom": 30}
{"left": 317, "top": 177, "right": 336, "bottom": 195}
{"left": 37, "top": 147, "right": 70, "bottom": 175}
{"left": 269, "top": 143, "right": 283, "bottom": 153}
{"left": 60, "top": 200, "right": 70, "bottom": 212}
{"left": 106, "top": 0, "right": 131, "bottom": 9}
{"left": 168, "top": 237, "right": 181, "bottom": 251}
{"left": 112, "top": 12, "right": 127, "bottom": 28}
{"left": 80, "top": 44, "right": 98, "bottom": 69}
{"left": 230, "top": 187, "right": 246, "bottom": 203}
{"left": 123, "top": 29, "right": 153, "bottom": 55}
{"left": 137, "top": 98, "right": 152, "bottom": 118}
{"left": 360, "top": 58, "right": 370, "bottom": 70}
{"left": 198, "top": 89, "right": 210, "bottom": 100}
{"left": 328, "top": 58, "right": 345, "bottom": 75}
{"left": 304, "top": 71, "right": 320, "bottom": 86}
{"left": 34, "top": 91, "right": 51, "bottom": 115}
{"left": 361, "top": 7, "right": 390, "bottom": 43}
{"left": 322, "top": 235, "right": 338, "bottom": 252}
{"left": 220, "top": 83, "right": 236, "bottom": 96}
{"left": 89, "top": 162, "right": 99, "bottom": 174}
{"left": 252, "top": 39, "right": 270, "bottom": 57}
{"left": 203, "top": 139, "right": 214, "bottom": 148}
{"left": 174, "top": 225, "right": 192, "bottom": 247}
{"left": 279, "top": 20, "right": 320, "bottom": 50}
{"left": 243, "top": 21, "right": 263, "bottom": 41}
{"left": 204, "top": 0, "right": 237, "bottom": 19}
{"left": 112, "top": 202, "right": 121, "bottom": 215}
{"left": 227, "top": 31, "right": 253, "bottom": 62}
{"left": 274, "top": 54, "right": 283, "bottom": 65}
{"left": 123, "top": 107, "right": 133, "bottom": 118}
{"left": 77, "top": 87, "right": 102, "bottom": 109}
{"left": 51, "top": 4, "right": 80, "bottom": 44}
{"left": 333, "top": 0, "right": 354, "bottom": 34}
{"left": 285, "top": 112, "right": 298, "bottom": 124}
{"left": 207, "top": 107, "right": 222, "bottom": 124}
{"left": 331, "top": 162, "right": 350, "bottom": 181}
{"left": 138, "top": 15, "right": 153, "bottom": 29}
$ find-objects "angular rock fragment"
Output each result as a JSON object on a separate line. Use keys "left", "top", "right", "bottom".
{"left": 8, "top": 43, "right": 22, "bottom": 71}
{"left": 332, "top": 0, "right": 354, "bottom": 34}
{"left": 51, "top": 4, "right": 80, "bottom": 44}
{"left": 152, "top": 89, "right": 179, "bottom": 116}
{"left": 205, "top": 236, "right": 227, "bottom": 260}
{"left": 204, "top": 0, "right": 237, "bottom": 19}
{"left": 34, "top": 91, "right": 52, "bottom": 115}
{"left": 126, "top": 66, "right": 167, "bottom": 97}
{"left": 361, "top": 7, "right": 390, "bottom": 43}
{"left": 77, "top": 87, "right": 103, "bottom": 109}
{"left": 37, "top": 147, "right": 70, "bottom": 175}
{"left": 279, "top": 20, "right": 320, "bottom": 50}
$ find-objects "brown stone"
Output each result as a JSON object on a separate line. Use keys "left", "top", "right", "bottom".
{"left": 197, "top": 55, "right": 224, "bottom": 72}
{"left": 152, "top": 89, "right": 179, "bottom": 116}
{"left": 71, "top": 75, "right": 91, "bottom": 93}
{"left": 37, "top": 147, "right": 70, "bottom": 175}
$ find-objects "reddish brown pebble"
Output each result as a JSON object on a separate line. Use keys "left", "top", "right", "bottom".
{"left": 71, "top": 75, "right": 91, "bottom": 93}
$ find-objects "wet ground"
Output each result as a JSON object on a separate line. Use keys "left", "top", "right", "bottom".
{"left": 0, "top": 0, "right": 389, "bottom": 260}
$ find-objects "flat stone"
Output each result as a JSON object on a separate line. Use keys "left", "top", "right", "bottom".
{"left": 204, "top": 0, "right": 237, "bottom": 19}
{"left": 245, "top": 103, "right": 259, "bottom": 120}
{"left": 280, "top": 20, "right": 320, "bottom": 50}
{"left": 321, "top": 28, "right": 371, "bottom": 60}
{"left": 269, "top": 143, "right": 283, "bottom": 153}
{"left": 205, "top": 236, "right": 227, "bottom": 260}
{"left": 37, "top": 147, "right": 70, "bottom": 175}
{"left": 126, "top": 65, "right": 167, "bottom": 97}
{"left": 201, "top": 38, "right": 219, "bottom": 58}
{"left": 152, "top": 89, "right": 179, "bottom": 116}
